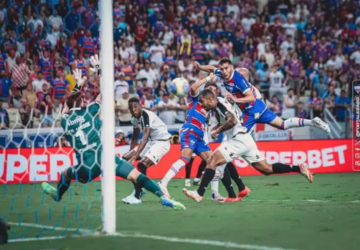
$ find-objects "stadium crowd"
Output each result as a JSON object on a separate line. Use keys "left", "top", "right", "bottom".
{"left": 0, "top": 0, "right": 356, "bottom": 129}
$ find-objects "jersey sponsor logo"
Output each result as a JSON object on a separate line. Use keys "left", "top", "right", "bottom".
{"left": 68, "top": 116, "right": 85, "bottom": 126}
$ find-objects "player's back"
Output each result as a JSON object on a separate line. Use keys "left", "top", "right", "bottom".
{"left": 61, "top": 102, "right": 102, "bottom": 159}
{"left": 182, "top": 94, "right": 207, "bottom": 139}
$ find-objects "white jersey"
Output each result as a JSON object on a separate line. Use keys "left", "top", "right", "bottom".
{"left": 131, "top": 109, "right": 171, "bottom": 141}
{"left": 269, "top": 71, "right": 284, "bottom": 88}
{"left": 215, "top": 97, "right": 247, "bottom": 139}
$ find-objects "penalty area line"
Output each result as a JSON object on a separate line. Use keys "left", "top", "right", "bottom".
{"left": 8, "top": 222, "right": 296, "bottom": 250}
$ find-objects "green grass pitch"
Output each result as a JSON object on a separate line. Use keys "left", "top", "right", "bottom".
{"left": 2, "top": 173, "right": 360, "bottom": 250}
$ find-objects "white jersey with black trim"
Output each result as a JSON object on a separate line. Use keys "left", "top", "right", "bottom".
{"left": 131, "top": 109, "right": 171, "bottom": 141}
{"left": 215, "top": 97, "right": 247, "bottom": 139}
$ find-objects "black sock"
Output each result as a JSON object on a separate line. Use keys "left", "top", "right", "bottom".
{"left": 272, "top": 163, "right": 300, "bottom": 173}
{"left": 196, "top": 160, "right": 206, "bottom": 179}
{"left": 197, "top": 168, "right": 215, "bottom": 196}
{"left": 134, "top": 162, "right": 147, "bottom": 199}
{"left": 226, "top": 162, "right": 245, "bottom": 191}
{"left": 185, "top": 157, "right": 194, "bottom": 179}
{"left": 57, "top": 172, "right": 71, "bottom": 201}
{"left": 221, "top": 168, "right": 237, "bottom": 198}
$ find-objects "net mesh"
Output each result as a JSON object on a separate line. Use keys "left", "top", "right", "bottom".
{"left": 1, "top": 0, "right": 102, "bottom": 241}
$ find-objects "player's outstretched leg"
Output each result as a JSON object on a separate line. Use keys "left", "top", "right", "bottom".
{"left": 42, "top": 167, "right": 73, "bottom": 202}
{"left": 225, "top": 162, "right": 251, "bottom": 201}
{"left": 193, "top": 160, "right": 206, "bottom": 185}
{"left": 271, "top": 116, "right": 331, "bottom": 135}
{"left": 116, "top": 158, "right": 186, "bottom": 210}
{"left": 252, "top": 161, "right": 313, "bottom": 183}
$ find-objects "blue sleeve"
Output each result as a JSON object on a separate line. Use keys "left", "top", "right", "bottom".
{"left": 234, "top": 71, "right": 250, "bottom": 93}
{"left": 334, "top": 96, "right": 340, "bottom": 104}
{"left": 65, "top": 80, "right": 69, "bottom": 86}
{"left": 50, "top": 80, "right": 54, "bottom": 86}
{"left": 214, "top": 68, "right": 222, "bottom": 78}
{"left": 3, "top": 53, "right": 7, "bottom": 60}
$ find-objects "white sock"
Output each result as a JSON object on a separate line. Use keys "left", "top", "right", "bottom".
{"left": 282, "top": 118, "right": 314, "bottom": 130}
{"left": 161, "top": 159, "right": 186, "bottom": 187}
{"left": 194, "top": 177, "right": 201, "bottom": 182}
{"left": 211, "top": 177, "right": 219, "bottom": 196}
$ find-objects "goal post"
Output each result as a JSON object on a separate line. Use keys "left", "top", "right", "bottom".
{"left": 99, "top": 0, "right": 116, "bottom": 234}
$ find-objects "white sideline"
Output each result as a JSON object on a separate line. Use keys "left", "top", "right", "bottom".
{"left": 8, "top": 222, "right": 295, "bottom": 250}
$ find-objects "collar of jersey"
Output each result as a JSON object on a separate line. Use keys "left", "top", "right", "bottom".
{"left": 223, "top": 70, "right": 234, "bottom": 82}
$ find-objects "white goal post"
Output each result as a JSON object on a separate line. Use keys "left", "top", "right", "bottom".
{"left": 99, "top": 0, "right": 116, "bottom": 234}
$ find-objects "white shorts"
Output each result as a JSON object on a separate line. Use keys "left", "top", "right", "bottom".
{"left": 135, "top": 140, "right": 171, "bottom": 165}
{"left": 217, "top": 133, "right": 264, "bottom": 164}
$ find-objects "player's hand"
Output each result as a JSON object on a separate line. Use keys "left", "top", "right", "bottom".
{"left": 211, "top": 129, "right": 219, "bottom": 140}
{"left": 89, "top": 54, "right": 101, "bottom": 75}
{"left": 193, "top": 61, "right": 200, "bottom": 69}
{"left": 225, "top": 92, "right": 237, "bottom": 103}
{"left": 73, "top": 68, "right": 87, "bottom": 88}
{"left": 209, "top": 72, "right": 216, "bottom": 80}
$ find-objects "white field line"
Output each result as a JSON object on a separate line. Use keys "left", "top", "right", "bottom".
{"left": 8, "top": 222, "right": 296, "bottom": 250}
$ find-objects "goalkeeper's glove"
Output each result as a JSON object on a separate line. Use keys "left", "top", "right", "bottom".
{"left": 72, "top": 68, "right": 87, "bottom": 91}
{"left": 89, "top": 54, "right": 101, "bottom": 76}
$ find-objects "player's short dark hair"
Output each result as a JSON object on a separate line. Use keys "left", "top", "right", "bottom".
{"left": 205, "top": 82, "right": 219, "bottom": 91}
{"left": 219, "top": 58, "right": 232, "bottom": 65}
{"left": 200, "top": 89, "right": 215, "bottom": 99}
{"left": 66, "top": 91, "right": 82, "bottom": 109}
{"left": 128, "top": 97, "right": 140, "bottom": 105}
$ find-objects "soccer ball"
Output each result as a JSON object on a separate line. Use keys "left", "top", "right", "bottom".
{"left": 170, "top": 78, "right": 190, "bottom": 98}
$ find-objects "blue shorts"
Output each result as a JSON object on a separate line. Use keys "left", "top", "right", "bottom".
{"left": 180, "top": 130, "right": 210, "bottom": 155}
{"left": 242, "top": 108, "right": 277, "bottom": 132}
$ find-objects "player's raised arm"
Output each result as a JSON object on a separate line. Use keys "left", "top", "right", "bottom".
{"left": 193, "top": 61, "right": 216, "bottom": 73}
{"left": 225, "top": 89, "right": 255, "bottom": 104}
{"left": 190, "top": 72, "right": 215, "bottom": 96}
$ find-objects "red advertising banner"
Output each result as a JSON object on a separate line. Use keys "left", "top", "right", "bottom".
{"left": 0, "top": 139, "right": 355, "bottom": 184}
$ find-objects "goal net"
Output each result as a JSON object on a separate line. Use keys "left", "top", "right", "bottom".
{"left": 0, "top": 0, "right": 115, "bottom": 242}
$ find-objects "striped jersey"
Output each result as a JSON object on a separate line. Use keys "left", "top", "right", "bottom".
{"left": 182, "top": 93, "right": 207, "bottom": 139}
{"left": 51, "top": 77, "right": 69, "bottom": 99}
{"left": 215, "top": 68, "right": 264, "bottom": 113}
{"left": 75, "top": 59, "right": 88, "bottom": 76}
{"left": 192, "top": 43, "right": 207, "bottom": 63}
{"left": 80, "top": 37, "right": 96, "bottom": 55}
{"left": 39, "top": 57, "right": 52, "bottom": 82}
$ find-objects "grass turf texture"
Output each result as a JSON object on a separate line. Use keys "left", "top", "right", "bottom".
{"left": 2, "top": 173, "right": 360, "bottom": 250}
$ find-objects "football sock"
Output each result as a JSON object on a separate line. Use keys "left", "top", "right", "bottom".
{"left": 221, "top": 168, "right": 237, "bottom": 198}
{"left": 161, "top": 158, "right": 188, "bottom": 187}
{"left": 281, "top": 118, "right": 314, "bottom": 130}
{"left": 210, "top": 177, "right": 219, "bottom": 196}
{"left": 197, "top": 168, "right": 215, "bottom": 196}
{"left": 226, "top": 162, "right": 246, "bottom": 192}
{"left": 136, "top": 174, "right": 164, "bottom": 198}
{"left": 57, "top": 171, "right": 71, "bottom": 201}
{"left": 272, "top": 163, "right": 300, "bottom": 173}
{"left": 196, "top": 160, "right": 206, "bottom": 179}
{"left": 134, "top": 162, "right": 147, "bottom": 199}
{"left": 185, "top": 157, "right": 194, "bottom": 179}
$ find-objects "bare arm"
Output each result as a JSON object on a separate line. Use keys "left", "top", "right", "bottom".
{"left": 215, "top": 112, "right": 237, "bottom": 133}
{"left": 194, "top": 61, "right": 216, "bottom": 73}
{"left": 226, "top": 90, "right": 255, "bottom": 104}
{"left": 190, "top": 72, "right": 215, "bottom": 96}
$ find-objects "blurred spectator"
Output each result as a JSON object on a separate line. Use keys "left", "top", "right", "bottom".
{"left": 280, "top": 35, "right": 294, "bottom": 57}
{"left": 8, "top": 88, "right": 23, "bottom": 109}
{"left": 19, "top": 104, "right": 33, "bottom": 128}
{"left": 0, "top": 100, "right": 9, "bottom": 129}
{"left": 32, "top": 72, "right": 49, "bottom": 93}
{"left": 268, "top": 96, "right": 283, "bottom": 117}
{"left": 269, "top": 65, "right": 286, "bottom": 99}
{"left": 83, "top": 90, "right": 94, "bottom": 106}
{"left": 136, "top": 61, "right": 157, "bottom": 88}
{"left": 350, "top": 46, "right": 360, "bottom": 65}
{"left": 114, "top": 72, "right": 129, "bottom": 102}
{"left": 175, "top": 97, "right": 187, "bottom": 124}
{"left": 286, "top": 52, "right": 302, "bottom": 95}
{"left": 314, "top": 76, "right": 328, "bottom": 101}
{"left": 149, "top": 39, "right": 165, "bottom": 67}
{"left": 255, "top": 63, "right": 269, "bottom": 89}
{"left": 116, "top": 90, "right": 131, "bottom": 126}
{"left": 49, "top": 9, "right": 63, "bottom": 30}
{"left": 22, "top": 83, "right": 37, "bottom": 109}
{"left": 282, "top": 88, "right": 298, "bottom": 119}
{"left": 40, "top": 94, "right": 54, "bottom": 128}
{"left": 115, "top": 129, "right": 129, "bottom": 146}
{"left": 11, "top": 57, "right": 30, "bottom": 91}
{"left": 136, "top": 78, "right": 152, "bottom": 99}
{"left": 297, "top": 102, "right": 308, "bottom": 119}
{"left": 155, "top": 80, "right": 169, "bottom": 96}
{"left": 55, "top": 135, "right": 71, "bottom": 147}
{"left": 141, "top": 88, "right": 155, "bottom": 110}
{"left": 157, "top": 93, "right": 178, "bottom": 125}
{"left": 0, "top": 70, "right": 11, "bottom": 99}
{"left": 51, "top": 69, "right": 69, "bottom": 106}
{"left": 334, "top": 90, "right": 351, "bottom": 122}
{"left": 308, "top": 90, "right": 323, "bottom": 118}
{"left": 322, "top": 85, "right": 337, "bottom": 100}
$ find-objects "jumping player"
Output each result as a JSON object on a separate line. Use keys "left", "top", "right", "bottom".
{"left": 194, "top": 59, "right": 331, "bottom": 135}
{"left": 42, "top": 57, "right": 185, "bottom": 210}
{"left": 183, "top": 89, "right": 313, "bottom": 202}
{"left": 121, "top": 98, "right": 172, "bottom": 204}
